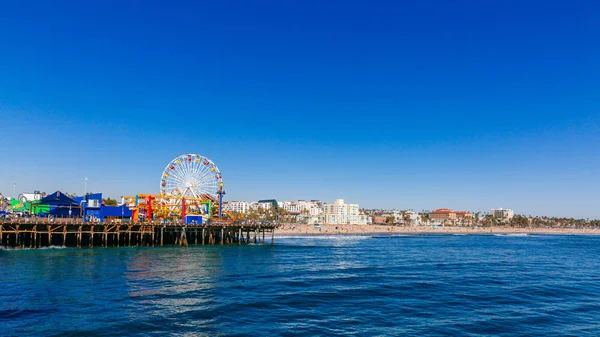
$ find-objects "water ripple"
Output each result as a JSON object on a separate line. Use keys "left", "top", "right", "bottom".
{"left": 2, "top": 236, "right": 600, "bottom": 336}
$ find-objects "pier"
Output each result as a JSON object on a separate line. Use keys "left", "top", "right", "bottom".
{"left": 0, "top": 219, "right": 277, "bottom": 249}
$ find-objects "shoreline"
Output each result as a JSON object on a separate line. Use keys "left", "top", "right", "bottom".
{"left": 275, "top": 224, "right": 600, "bottom": 236}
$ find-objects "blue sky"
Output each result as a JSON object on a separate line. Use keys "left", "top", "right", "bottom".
{"left": 1, "top": 0, "right": 599, "bottom": 218}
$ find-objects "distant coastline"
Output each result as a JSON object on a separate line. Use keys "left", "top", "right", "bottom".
{"left": 276, "top": 224, "right": 600, "bottom": 236}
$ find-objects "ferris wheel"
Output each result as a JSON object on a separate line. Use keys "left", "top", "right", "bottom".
{"left": 160, "top": 154, "right": 223, "bottom": 200}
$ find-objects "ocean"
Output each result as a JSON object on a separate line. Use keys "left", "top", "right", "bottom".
{"left": 2, "top": 234, "right": 600, "bottom": 336}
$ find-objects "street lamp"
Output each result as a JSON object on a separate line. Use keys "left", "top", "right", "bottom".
{"left": 12, "top": 183, "right": 16, "bottom": 200}
{"left": 84, "top": 177, "right": 88, "bottom": 196}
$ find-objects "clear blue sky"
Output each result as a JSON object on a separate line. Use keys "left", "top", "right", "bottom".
{"left": 1, "top": 0, "right": 599, "bottom": 218}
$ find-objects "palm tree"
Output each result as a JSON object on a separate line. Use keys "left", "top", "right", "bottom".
{"left": 474, "top": 212, "right": 481, "bottom": 225}
{"left": 403, "top": 212, "right": 412, "bottom": 226}
{"left": 420, "top": 211, "right": 430, "bottom": 226}
{"left": 278, "top": 207, "right": 289, "bottom": 223}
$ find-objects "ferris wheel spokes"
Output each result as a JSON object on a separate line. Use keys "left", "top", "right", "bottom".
{"left": 160, "top": 154, "right": 223, "bottom": 202}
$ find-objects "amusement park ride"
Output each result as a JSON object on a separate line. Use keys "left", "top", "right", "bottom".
{"left": 0, "top": 153, "right": 278, "bottom": 250}
{"left": 123, "top": 154, "right": 235, "bottom": 223}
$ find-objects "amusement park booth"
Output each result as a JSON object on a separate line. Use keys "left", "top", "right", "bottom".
{"left": 101, "top": 204, "right": 132, "bottom": 222}
{"left": 73, "top": 193, "right": 102, "bottom": 220}
{"left": 184, "top": 214, "right": 203, "bottom": 224}
{"left": 72, "top": 193, "right": 132, "bottom": 222}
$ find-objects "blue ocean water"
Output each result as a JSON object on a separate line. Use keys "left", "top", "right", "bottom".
{"left": 2, "top": 234, "right": 600, "bottom": 336}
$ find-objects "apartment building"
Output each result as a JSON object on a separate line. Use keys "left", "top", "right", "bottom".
{"left": 318, "top": 199, "right": 369, "bottom": 225}
{"left": 222, "top": 201, "right": 250, "bottom": 214}
{"left": 490, "top": 208, "right": 514, "bottom": 219}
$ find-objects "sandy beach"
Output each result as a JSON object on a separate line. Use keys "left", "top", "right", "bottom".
{"left": 276, "top": 223, "right": 600, "bottom": 235}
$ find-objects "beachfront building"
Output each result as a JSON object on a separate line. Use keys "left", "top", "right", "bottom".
{"left": 301, "top": 201, "right": 322, "bottom": 216}
{"left": 282, "top": 200, "right": 323, "bottom": 224}
{"left": 429, "top": 208, "right": 472, "bottom": 223}
{"left": 279, "top": 200, "right": 322, "bottom": 216}
{"left": 318, "top": 199, "right": 369, "bottom": 225}
{"left": 278, "top": 201, "right": 301, "bottom": 214}
{"left": 250, "top": 201, "right": 274, "bottom": 211}
{"left": 223, "top": 201, "right": 250, "bottom": 214}
{"left": 429, "top": 208, "right": 455, "bottom": 222}
{"left": 490, "top": 208, "right": 514, "bottom": 220}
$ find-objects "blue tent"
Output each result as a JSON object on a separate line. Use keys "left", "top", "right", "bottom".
{"left": 39, "top": 191, "right": 78, "bottom": 206}
{"left": 38, "top": 191, "right": 80, "bottom": 217}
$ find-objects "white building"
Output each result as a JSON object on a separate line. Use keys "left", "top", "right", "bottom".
{"left": 279, "top": 200, "right": 323, "bottom": 224}
{"left": 222, "top": 201, "right": 250, "bottom": 214}
{"left": 318, "top": 199, "right": 369, "bottom": 225}
{"left": 490, "top": 208, "right": 514, "bottom": 219}
{"left": 279, "top": 200, "right": 322, "bottom": 216}
{"left": 300, "top": 201, "right": 322, "bottom": 215}
{"left": 250, "top": 201, "right": 273, "bottom": 211}
{"left": 278, "top": 201, "right": 300, "bottom": 214}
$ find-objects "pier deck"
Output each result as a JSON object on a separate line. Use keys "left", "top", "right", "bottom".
{"left": 0, "top": 219, "right": 276, "bottom": 248}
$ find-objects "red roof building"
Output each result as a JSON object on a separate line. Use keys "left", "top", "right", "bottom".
{"left": 430, "top": 208, "right": 472, "bottom": 221}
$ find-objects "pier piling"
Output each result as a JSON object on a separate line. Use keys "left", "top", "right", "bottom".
{"left": 0, "top": 220, "right": 277, "bottom": 249}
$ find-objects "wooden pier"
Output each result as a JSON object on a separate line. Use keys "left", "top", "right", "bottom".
{"left": 0, "top": 219, "right": 277, "bottom": 249}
